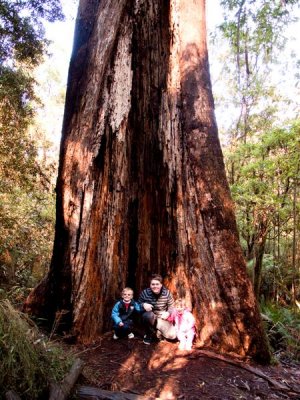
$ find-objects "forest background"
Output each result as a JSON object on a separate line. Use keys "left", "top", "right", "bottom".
{"left": 0, "top": 0, "right": 299, "bottom": 369}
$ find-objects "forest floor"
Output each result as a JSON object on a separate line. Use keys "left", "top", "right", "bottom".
{"left": 69, "top": 331, "right": 300, "bottom": 400}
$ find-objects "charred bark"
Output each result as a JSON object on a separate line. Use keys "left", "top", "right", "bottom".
{"left": 24, "top": 0, "right": 271, "bottom": 363}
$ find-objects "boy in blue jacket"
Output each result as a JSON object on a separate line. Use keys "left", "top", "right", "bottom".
{"left": 111, "top": 287, "right": 141, "bottom": 339}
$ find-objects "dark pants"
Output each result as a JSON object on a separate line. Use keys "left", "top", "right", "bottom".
{"left": 142, "top": 311, "right": 176, "bottom": 339}
{"left": 114, "top": 319, "right": 133, "bottom": 338}
{"left": 142, "top": 311, "right": 157, "bottom": 336}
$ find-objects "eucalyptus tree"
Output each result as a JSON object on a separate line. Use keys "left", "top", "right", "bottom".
{"left": 24, "top": 0, "right": 271, "bottom": 363}
{"left": 225, "top": 122, "right": 300, "bottom": 298}
{"left": 219, "top": 0, "right": 299, "bottom": 142}
{"left": 217, "top": 0, "right": 300, "bottom": 298}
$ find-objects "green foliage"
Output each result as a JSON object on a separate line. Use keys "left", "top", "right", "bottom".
{"left": 0, "top": 0, "right": 63, "bottom": 293}
{"left": 0, "top": 0, "right": 64, "bottom": 66}
{"left": 226, "top": 121, "right": 300, "bottom": 235}
{"left": 0, "top": 299, "right": 73, "bottom": 399}
{"left": 0, "top": 0, "right": 65, "bottom": 150}
{"left": 0, "top": 77, "right": 56, "bottom": 290}
{"left": 215, "top": 0, "right": 300, "bottom": 145}
{"left": 219, "top": 0, "right": 298, "bottom": 64}
{"left": 0, "top": 183, "right": 56, "bottom": 291}
{"left": 218, "top": 1, "right": 300, "bottom": 302}
{"left": 261, "top": 302, "right": 300, "bottom": 361}
{"left": 248, "top": 252, "right": 297, "bottom": 304}
{"left": 227, "top": 121, "right": 300, "bottom": 298}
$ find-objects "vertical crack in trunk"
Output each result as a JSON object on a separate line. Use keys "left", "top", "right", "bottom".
{"left": 24, "top": 0, "right": 271, "bottom": 362}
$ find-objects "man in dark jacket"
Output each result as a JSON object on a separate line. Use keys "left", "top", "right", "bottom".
{"left": 138, "top": 274, "right": 176, "bottom": 344}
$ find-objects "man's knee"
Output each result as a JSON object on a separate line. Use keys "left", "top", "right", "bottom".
{"left": 165, "top": 328, "right": 177, "bottom": 340}
{"left": 142, "top": 311, "right": 156, "bottom": 325}
{"left": 157, "top": 318, "right": 176, "bottom": 339}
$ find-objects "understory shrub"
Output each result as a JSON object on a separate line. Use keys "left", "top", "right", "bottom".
{"left": 261, "top": 302, "right": 300, "bottom": 361}
{"left": 0, "top": 300, "right": 73, "bottom": 399}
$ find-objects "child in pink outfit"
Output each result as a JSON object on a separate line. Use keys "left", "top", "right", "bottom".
{"left": 169, "top": 299, "right": 195, "bottom": 351}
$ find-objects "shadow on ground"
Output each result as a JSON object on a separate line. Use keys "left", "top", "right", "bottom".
{"left": 71, "top": 332, "right": 300, "bottom": 399}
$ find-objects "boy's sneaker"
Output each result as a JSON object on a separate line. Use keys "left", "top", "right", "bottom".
{"left": 143, "top": 335, "right": 153, "bottom": 345}
{"left": 113, "top": 333, "right": 118, "bottom": 340}
{"left": 128, "top": 332, "right": 134, "bottom": 339}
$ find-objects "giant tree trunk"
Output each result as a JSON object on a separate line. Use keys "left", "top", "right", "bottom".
{"left": 24, "top": 0, "right": 271, "bottom": 363}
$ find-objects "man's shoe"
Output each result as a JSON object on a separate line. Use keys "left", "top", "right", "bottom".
{"left": 128, "top": 332, "right": 134, "bottom": 339}
{"left": 113, "top": 333, "right": 118, "bottom": 340}
{"left": 143, "top": 335, "right": 153, "bottom": 345}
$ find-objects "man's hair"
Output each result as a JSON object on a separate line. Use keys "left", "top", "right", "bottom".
{"left": 150, "top": 274, "right": 163, "bottom": 283}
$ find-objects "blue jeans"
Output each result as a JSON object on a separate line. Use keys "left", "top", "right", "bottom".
{"left": 114, "top": 319, "right": 133, "bottom": 337}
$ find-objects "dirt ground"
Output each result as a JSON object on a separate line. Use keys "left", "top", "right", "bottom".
{"left": 70, "top": 332, "right": 300, "bottom": 400}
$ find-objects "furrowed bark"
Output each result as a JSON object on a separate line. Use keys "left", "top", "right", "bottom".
{"left": 24, "top": 0, "right": 271, "bottom": 363}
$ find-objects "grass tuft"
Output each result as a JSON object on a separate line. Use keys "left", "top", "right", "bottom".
{"left": 0, "top": 299, "right": 73, "bottom": 399}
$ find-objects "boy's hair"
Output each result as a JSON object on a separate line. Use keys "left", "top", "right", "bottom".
{"left": 150, "top": 274, "right": 163, "bottom": 283}
{"left": 122, "top": 287, "right": 134, "bottom": 294}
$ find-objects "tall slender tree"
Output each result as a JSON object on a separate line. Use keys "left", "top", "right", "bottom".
{"left": 218, "top": 0, "right": 299, "bottom": 301}
{"left": 25, "top": 0, "right": 271, "bottom": 363}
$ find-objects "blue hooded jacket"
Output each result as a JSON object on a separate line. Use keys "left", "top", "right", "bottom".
{"left": 111, "top": 299, "right": 141, "bottom": 327}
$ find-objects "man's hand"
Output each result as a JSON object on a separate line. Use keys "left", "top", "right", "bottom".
{"left": 119, "top": 322, "right": 124, "bottom": 327}
{"left": 143, "top": 303, "right": 153, "bottom": 312}
{"left": 160, "top": 311, "right": 170, "bottom": 320}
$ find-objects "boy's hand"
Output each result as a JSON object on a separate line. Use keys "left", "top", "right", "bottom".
{"left": 143, "top": 303, "right": 153, "bottom": 312}
{"left": 119, "top": 322, "right": 124, "bottom": 327}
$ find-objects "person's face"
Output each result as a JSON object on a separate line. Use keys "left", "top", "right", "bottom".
{"left": 122, "top": 290, "right": 133, "bottom": 301}
{"left": 176, "top": 305, "right": 184, "bottom": 314}
{"left": 150, "top": 279, "right": 162, "bottom": 294}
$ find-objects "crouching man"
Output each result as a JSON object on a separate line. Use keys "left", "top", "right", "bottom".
{"left": 138, "top": 274, "right": 176, "bottom": 345}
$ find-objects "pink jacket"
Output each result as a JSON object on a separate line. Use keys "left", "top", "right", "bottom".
{"left": 169, "top": 309, "right": 195, "bottom": 335}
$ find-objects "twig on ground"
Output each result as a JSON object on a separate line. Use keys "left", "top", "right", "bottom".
{"left": 74, "top": 342, "right": 103, "bottom": 357}
{"left": 109, "top": 360, "right": 136, "bottom": 373}
{"left": 191, "top": 349, "right": 300, "bottom": 395}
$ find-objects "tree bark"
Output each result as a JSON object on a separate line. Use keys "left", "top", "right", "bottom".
{"left": 24, "top": 0, "right": 271, "bottom": 363}
{"left": 253, "top": 216, "right": 269, "bottom": 299}
{"left": 292, "top": 180, "right": 298, "bottom": 304}
{"left": 49, "top": 358, "right": 84, "bottom": 400}
{"left": 76, "top": 386, "right": 147, "bottom": 399}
